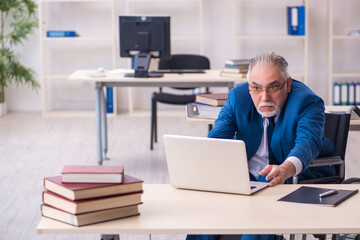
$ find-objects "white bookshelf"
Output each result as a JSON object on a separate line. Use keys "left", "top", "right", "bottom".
{"left": 327, "top": 0, "right": 360, "bottom": 104}
{"left": 39, "top": 0, "right": 117, "bottom": 116}
{"left": 231, "top": 0, "right": 309, "bottom": 85}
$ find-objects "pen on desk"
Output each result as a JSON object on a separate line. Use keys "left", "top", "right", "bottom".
{"left": 319, "top": 190, "right": 338, "bottom": 198}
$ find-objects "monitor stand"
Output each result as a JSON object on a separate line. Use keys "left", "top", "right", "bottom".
{"left": 125, "top": 52, "right": 163, "bottom": 78}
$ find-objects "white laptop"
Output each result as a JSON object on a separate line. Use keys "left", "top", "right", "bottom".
{"left": 163, "top": 135, "right": 269, "bottom": 195}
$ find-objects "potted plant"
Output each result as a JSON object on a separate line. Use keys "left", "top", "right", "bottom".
{"left": 0, "top": 0, "right": 40, "bottom": 115}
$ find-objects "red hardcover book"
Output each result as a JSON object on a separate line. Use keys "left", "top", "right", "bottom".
{"left": 195, "top": 93, "right": 228, "bottom": 106}
{"left": 42, "top": 190, "right": 143, "bottom": 214}
{"left": 61, "top": 165, "right": 124, "bottom": 183}
{"left": 44, "top": 174, "right": 143, "bottom": 200}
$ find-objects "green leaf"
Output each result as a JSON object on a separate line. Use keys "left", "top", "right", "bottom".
{"left": 0, "top": 0, "right": 39, "bottom": 102}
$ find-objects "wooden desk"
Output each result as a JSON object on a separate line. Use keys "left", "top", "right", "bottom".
{"left": 69, "top": 70, "right": 239, "bottom": 165}
{"left": 37, "top": 184, "right": 360, "bottom": 235}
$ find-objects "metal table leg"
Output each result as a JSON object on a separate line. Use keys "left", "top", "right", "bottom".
{"left": 101, "top": 87, "right": 109, "bottom": 161}
{"left": 95, "top": 83, "right": 103, "bottom": 165}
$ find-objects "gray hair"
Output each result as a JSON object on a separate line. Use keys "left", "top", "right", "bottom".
{"left": 246, "top": 51, "right": 290, "bottom": 81}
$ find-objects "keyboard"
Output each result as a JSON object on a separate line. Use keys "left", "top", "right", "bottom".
{"left": 150, "top": 69, "right": 206, "bottom": 74}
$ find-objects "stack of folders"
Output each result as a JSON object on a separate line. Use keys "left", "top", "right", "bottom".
{"left": 333, "top": 82, "right": 360, "bottom": 106}
{"left": 187, "top": 93, "right": 228, "bottom": 120}
{"left": 220, "top": 59, "right": 250, "bottom": 78}
{"left": 41, "top": 165, "right": 143, "bottom": 227}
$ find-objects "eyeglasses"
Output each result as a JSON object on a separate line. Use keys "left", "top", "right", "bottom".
{"left": 248, "top": 78, "right": 288, "bottom": 95}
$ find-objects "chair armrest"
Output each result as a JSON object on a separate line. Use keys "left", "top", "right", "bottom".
{"left": 309, "top": 156, "right": 343, "bottom": 167}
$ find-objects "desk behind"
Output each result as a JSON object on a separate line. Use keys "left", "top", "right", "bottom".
{"left": 69, "top": 69, "right": 240, "bottom": 165}
{"left": 38, "top": 184, "right": 360, "bottom": 235}
{"left": 69, "top": 69, "right": 240, "bottom": 88}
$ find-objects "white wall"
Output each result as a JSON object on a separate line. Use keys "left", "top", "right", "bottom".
{"left": 6, "top": 0, "right": 359, "bottom": 112}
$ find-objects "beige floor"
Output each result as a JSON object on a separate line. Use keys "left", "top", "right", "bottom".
{"left": 0, "top": 112, "right": 359, "bottom": 240}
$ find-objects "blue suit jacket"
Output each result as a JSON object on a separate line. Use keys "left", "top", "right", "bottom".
{"left": 208, "top": 80, "right": 335, "bottom": 183}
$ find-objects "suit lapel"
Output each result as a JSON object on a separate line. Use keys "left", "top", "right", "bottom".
{"left": 248, "top": 107, "right": 263, "bottom": 160}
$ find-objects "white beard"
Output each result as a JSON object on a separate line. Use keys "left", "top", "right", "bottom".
{"left": 257, "top": 102, "right": 281, "bottom": 117}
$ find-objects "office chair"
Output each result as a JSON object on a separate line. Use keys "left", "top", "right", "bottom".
{"left": 150, "top": 54, "right": 210, "bottom": 150}
{"left": 290, "top": 107, "right": 354, "bottom": 240}
{"left": 292, "top": 109, "right": 353, "bottom": 184}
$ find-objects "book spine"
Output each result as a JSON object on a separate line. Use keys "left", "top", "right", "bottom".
{"left": 348, "top": 82, "right": 356, "bottom": 105}
{"left": 287, "top": 7, "right": 298, "bottom": 35}
{"left": 297, "top": 6, "right": 305, "bottom": 36}
{"left": 287, "top": 6, "right": 305, "bottom": 36}
{"left": 106, "top": 87, "right": 114, "bottom": 113}
{"left": 356, "top": 82, "right": 360, "bottom": 105}
{"left": 333, "top": 82, "right": 341, "bottom": 105}
{"left": 46, "top": 31, "right": 76, "bottom": 37}
{"left": 340, "top": 83, "right": 349, "bottom": 105}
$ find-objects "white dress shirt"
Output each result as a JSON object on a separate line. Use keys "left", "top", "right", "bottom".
{"left": 248, "top": 116, "right": 303, "bottom": 180}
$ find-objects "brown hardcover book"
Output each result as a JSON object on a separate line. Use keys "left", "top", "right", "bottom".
{"left": 43, "top": 190, "right": 143, "bottom": 214}
{"left": 195, "top": 93, "right": 228, "bottom": 106}
{"left": 61, "top": 165, "right": 124, "bottom": 183}
{"left": 44, "top": 174, "right": 143, "bottom": 201}
{"left": 41, "top": 204, "right": 141, "bottom": 227}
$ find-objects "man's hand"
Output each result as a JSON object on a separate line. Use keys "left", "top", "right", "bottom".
{"left": 259, "top": 161, "right": 296, "bottom": 187}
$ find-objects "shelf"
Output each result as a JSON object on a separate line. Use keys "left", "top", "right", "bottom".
{"left": 327, "top": 0, "right": 360, "bottom": 105}
{"left": 234, "top": 35, "right": 306, "bottom": 39}
{"left": 332, "top": 35, "right": 360, "bottom": 40}
{"left": 331, "top": 72, "right": 360, "bottom": 78}
{"left": 39, "top": 0, "right": 117, "bottom": 116}
{"left": 41, "top": 36, "right": 113, "bottom": 41}
{"left": 231, "top": 0, "right": 308, "bottom": 85}
{"left": 126, "top": 0, "right": 204, "bottom": 114}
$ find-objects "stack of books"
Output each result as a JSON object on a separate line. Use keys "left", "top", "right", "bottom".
{"left": 187, "top": 93, "right": 228, "bottom": 120}
{"left": 41, "top": 165, "right": 143, "bottom": 227}
{"left": 220, "top": 59, "right": 250, "bottom": 78}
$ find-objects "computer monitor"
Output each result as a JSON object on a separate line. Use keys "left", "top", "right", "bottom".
{"left": 119, "top": 15, "right": 171, "bottom": 78}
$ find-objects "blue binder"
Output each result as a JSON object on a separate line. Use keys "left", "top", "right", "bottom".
{"left": 106, "top": 87, "right": 114, "bottom": 113}
{"left": 46, "top": 30, "right": 76, "bottom": 37}
{"left": 333, "top": 83, "right": 341, "bottom": 105}
{"left": 287, "top": 6, "right": 305, "bottom": 36}
{"left": 356, "top": 82, "right": 360, "bottom": 105}
{"left": 340, "top": 83, "right": 349, "bottom": 106}
{"left": 348, "top": 82, "right": 356, "bottom": 105}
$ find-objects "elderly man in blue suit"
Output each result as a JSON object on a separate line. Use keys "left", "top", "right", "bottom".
{"left": 186, "top": 52, "right": 335, "bottom": 240}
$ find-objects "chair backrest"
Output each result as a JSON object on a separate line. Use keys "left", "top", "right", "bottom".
{"left": 159, "top": 54, "right": 210, "bottom": 70}
{"left": 324, "top": 113, "right": 351, "bottom": 160}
